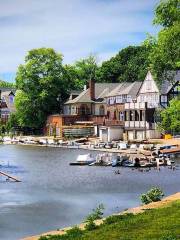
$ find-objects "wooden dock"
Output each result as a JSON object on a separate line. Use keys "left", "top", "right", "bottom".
{"left": 0, "top": 171, "right": 21, "bottom": 182}
{"left": 160, "top": 146, "right": 180, "bottom": 154}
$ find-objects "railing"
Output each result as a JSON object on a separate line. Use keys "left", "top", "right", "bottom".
{"left": 125, "top": 121, "right": 155, "bottom": 129}
{"left": 90, "top": 116, "right": 106, "bottom": 125}
{"left": 105, "top": 120, "right": 124, "bottom": 126}
{"left": 125, "top": 102, "right": 146, "bottom": 109}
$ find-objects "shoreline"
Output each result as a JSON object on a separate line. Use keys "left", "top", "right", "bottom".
{"left": 22, "top": 192, "right": 180, "bottom": 240}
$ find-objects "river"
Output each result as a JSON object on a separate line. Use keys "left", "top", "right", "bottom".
{"left": 0, "top": 145, "right": 179, "bottom": 240}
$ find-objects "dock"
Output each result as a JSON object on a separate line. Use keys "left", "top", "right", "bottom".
{"left": 0, "top": 171, "right": 21, "bottom": 182}
{"left": 160, "top": 146, "right": 180, "bottom": 155}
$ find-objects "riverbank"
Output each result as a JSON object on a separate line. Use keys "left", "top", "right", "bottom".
{"left": 22, "top": 192, "right": 180, "bottom": 240}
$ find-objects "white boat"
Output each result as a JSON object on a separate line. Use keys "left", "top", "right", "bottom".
{"left": 117, "top": 142, "right": 127, "bottom": 150}
{"left": 3, "top": 136, "right": 12, "bottom": 144}
{"left": 70, "top": 154, "right": 95, "bottom": 166}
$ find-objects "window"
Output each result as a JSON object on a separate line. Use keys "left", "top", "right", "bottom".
{"left": 119, "top": 111, "right": 124, "bottom": 121}
{"left": 122, "top": 95, "right": 127, "bottom": 103}
{"left": 9, "top": 95, "right": 14, "bottom": 104}
{"left": 99, "top": 105, "right": 105, "bottom": 116}
{"left": 116, "top": 95, "right": 122, "bottom": 103}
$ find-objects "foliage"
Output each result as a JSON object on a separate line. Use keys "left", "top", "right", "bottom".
{"left": 153, "top": 0, "right": 180, "bottom": 28}
{"left": 39, "top": 201, "right": 180, "bottom": 240}
{"left": 5, "top": 113, "right": 19, "bottom": 133}
{"left": 0, "top": 79, "right": 15, "bottom": 88}
{"left": 67, "top": 55, "right": 98, "bottom": 89}
{"left": 96, "top": 46, "right": 150, "bottom": 83}
{"left": 140, "top": 187, "right": 164, "bottom": 205}
{"left": 160, "top": 232, "right": 178, "bottom": 240}
{"left": 84, "top": 204, "right": 104, "bottom": 231}
{"left": 39, "top": 226, "right": 83, "bottom": 240}
{"left": 103, "top": 213, "right": 134, "bottom": 225}
{"left": 85, "top": 204, "right": 104, "bottom": 223}
{"left": 159, "top": 98, "right": 180, "bottom": 133}
{"left": 15, "top": 48, "right": 71, "bottom": 128}
{"left": 149, "top": 0, "right": 180, "bottom": 83}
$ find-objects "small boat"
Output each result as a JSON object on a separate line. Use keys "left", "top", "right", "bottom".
{"left": 117, "top": 142, "right": 127, "bottom": 150}
{"left": 89, "top": 153, "right": 113, "bottom": 166}
{"left": 112, "top": 155, "right": 129, "bottom": 167}
{"left": 70, "top": 154, "right": 95, "bottom": 166}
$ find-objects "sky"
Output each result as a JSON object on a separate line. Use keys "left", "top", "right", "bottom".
{"left": 0, "top": 0, "right": 159, "bottom": 82}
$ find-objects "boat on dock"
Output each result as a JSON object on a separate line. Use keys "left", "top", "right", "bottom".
{"left": 69, "top": 154, "right": 95, "bottom": 166}
{"left": 89, "top": 153, "right": 113, "bottom": 166}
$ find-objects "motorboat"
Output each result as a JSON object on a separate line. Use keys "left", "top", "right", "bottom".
{"left": 70, "top": 154, "right": 95, "bottom": 166}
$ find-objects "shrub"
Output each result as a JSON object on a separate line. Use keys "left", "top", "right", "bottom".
{"left": 160, "top": 232, "right": 177, "bottom": 240}
{"left": 140, "top": 187, "right": 164, "bottom": 205}
{"left": 84, "top": 204, "right": 104, "bottom": 231}
{"left": 103, "top": 215, "right": 121, "bottom": 225}
{"left": 65, "top": 226, "right": 83, "bottom": 238}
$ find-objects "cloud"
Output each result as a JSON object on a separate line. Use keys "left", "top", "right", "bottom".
{"left": 0, "top": 0, "right": 159, "bottom": 81}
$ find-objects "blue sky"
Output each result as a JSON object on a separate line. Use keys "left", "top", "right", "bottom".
{"left": 0, "top": 0, "right": 159, "bottom": 82}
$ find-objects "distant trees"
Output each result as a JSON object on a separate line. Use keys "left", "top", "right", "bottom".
{"left": 96, "top": 46, "right": 150, "bottom": 83}
{"left": 64, "top": 55, "right": 98, "bottom": 90}
{"left": 0, "top": 79, "right": 15, "bottom": 88}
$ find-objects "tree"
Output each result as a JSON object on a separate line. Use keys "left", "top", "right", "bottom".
{"left": 159, "top": 97, "right": 180, "bottom": 133}
{"left": 149, "top": 0, "right": 180, "bottom": 83}
{"left": 153, "top": 0, "right": 180, "bottom": 28}
{"left": 96, "top": 46, "right": 150, "bottom": 83}
{"left": 15, "top": 48, "right": 70, "bottom": 128}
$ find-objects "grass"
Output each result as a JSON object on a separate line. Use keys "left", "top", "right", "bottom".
{"left": 39, "top": 200, "right": 180, "bottom": 240}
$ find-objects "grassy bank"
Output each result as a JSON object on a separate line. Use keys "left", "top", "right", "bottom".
{"left": 39, "top": 200, "right": 180, "bottom": 240}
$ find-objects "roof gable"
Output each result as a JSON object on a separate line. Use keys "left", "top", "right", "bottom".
{"left": 139, "top": 71, "right": 159, "bottom": 94}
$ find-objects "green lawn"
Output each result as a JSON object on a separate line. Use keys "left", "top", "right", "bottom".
{"left": 39, "top": 201, "right": 180, "bottom": 240}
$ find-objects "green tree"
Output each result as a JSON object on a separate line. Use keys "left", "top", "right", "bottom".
{"left": 159, "top": 98, "right": 180, "bottom": 133}
{"left": 149, "top": 0, "right": 180, "bottom": 83}
{"left": 72, "top": 55, "right": 98, "bottom": 89}
{"left": 96, "top": 46, "right": 150, "bottom": 83}
{"left": 15, "top": 48, "right": 70, "bottom": 128}
{"left": 153, "top": 0, "right": 180, "bottom": 28}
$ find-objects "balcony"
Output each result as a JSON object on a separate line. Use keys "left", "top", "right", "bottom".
{"left": 125, "top": 102, "right": 146, "bottom": 110}
{"left": 125, "top": 121, "right": 155, "bottom": 129}
{"left": 90, "top": 116, "right": 106, "bottom": 125}
{"left": 105, "top": 119, "right": 124, "bottom": 126}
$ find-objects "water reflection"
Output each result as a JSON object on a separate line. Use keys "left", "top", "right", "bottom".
{"left": 0, "top": 145, "right": 179, "bottom": 240}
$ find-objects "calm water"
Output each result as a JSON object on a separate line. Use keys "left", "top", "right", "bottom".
{"left": 0, "top": 145, "right": 180, "bottom": 240}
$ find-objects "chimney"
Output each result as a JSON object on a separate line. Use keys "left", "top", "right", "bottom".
{"left": 89, "top": 79, "right": 95, "bottom": 100}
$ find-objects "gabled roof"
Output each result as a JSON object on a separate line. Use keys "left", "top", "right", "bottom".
{"left": 160, "top": 71, "right": 180, "bottom": 94}
{"left": 138, "top": 71, "right": 159, "bottom": 94}
{"left": 65, "top": 83, "right": 119, "bottom": 104}
{"left": 106, "top": 82, "right": 142, "bottom": 98}
{"left": 1, "top": 90, "right": 15, "bottom": 112}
